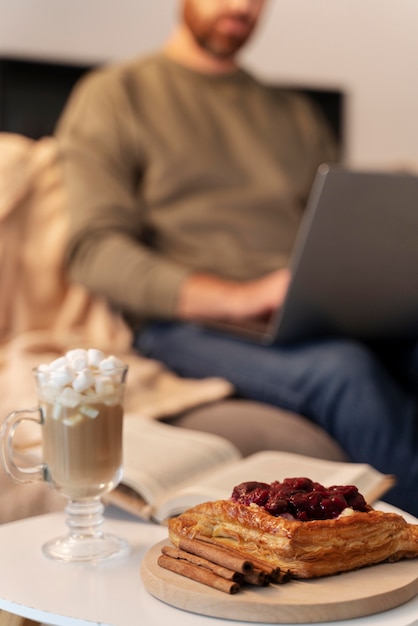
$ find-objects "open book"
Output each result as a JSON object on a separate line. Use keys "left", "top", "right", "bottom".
{"left": 108, "top": 417, "right": 395, "bottom": 524}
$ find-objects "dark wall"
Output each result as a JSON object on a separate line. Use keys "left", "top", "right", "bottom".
{"left": 0, "top": 56, "right": 344, "bottom": 148}
{"left": 0, "top": 57, "right": 91, "bottom": 139}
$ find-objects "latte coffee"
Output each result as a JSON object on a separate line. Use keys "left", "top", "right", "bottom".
{"left": 42, "top": 400, "right": 123, "bottom": 499}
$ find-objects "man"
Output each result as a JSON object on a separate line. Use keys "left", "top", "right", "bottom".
{"left": 56, "top": 0, "right": 418, "bottom": 515}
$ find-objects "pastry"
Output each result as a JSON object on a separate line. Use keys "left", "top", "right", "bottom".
{"left": 168, "top": 477, "right": 418, "bottom": 578}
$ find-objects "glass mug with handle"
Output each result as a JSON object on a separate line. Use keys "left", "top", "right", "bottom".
{"left": 0, "top": 348, "right": 129, "bottom": 562}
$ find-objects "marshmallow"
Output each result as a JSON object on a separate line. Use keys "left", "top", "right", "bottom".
{"left": 72, "top": 369, "right": 94, "bottom": 393}
{"left": 63, "top": 414, "right": 83, "bottom": 427}
{"left": 48, "top": 356, "right": 68, "bottom": 371}
{"left": 66, "top": 349, "right": 87, "bottom": 362}
{"left": 52, "top": 403, "right": 62, "bottom": 420}
{"left": 87, "top": 348, "right": 105, "bottom": 368}
{"left": 41, "top": 383, "right": 62, "bottom": 404}
{"left": 71, "top": 355, "right": 89, "bottom": 371}
{"left": 94, "top": 375, "right": 115, "bottom": 396}
{"left": 80, "top": 405, "right": 99, "bottom": 419}
{"left": 59, "top": 387, "right": 82, "bottom": 408}
{"left": 99, "top": 355, "right": 125, "bottom": 372}
{"left": 49, "top": 366, "right": 74, "bottom": 388}
{"left": 64, "top": 349, "right": 89, "bottom": 373}
{"left": 36, "top": 364, "right": 50, "bottom": 386}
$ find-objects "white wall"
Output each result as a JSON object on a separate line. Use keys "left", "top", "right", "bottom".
{"left": 243, "top": 0, "right": 418, "bottom": 168}
{"left": 0, "top": 0, "right": 417, "bottom": 168}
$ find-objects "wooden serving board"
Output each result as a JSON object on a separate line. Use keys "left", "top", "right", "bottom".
{"left": 141, "top": 540, "right": 418, "bottom": 623}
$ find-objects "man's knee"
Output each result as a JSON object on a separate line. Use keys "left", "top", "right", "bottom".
{"left": 311, "top": 340, "right": 383, "bottom": 385}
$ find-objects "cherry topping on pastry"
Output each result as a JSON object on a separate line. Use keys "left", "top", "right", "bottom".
{"left": 231, "top": 477, "right": 369, "bottom": 521}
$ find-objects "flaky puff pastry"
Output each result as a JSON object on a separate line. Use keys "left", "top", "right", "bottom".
{"left": 168, "top": 499, "right": 418, "bottom": 578}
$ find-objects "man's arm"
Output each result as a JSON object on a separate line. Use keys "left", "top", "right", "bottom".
{"left": 176, "top": 268, "right": 290, "bottom": 322}
{"left": 56, "top": 68, "right": 191, "bottom": 321}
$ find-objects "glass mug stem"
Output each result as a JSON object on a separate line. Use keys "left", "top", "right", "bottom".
{"left": 0, "top": 408, "right": 45, "bottom": 484}
{"left": 43, "top": 497, "right": 129, "bottom": 562}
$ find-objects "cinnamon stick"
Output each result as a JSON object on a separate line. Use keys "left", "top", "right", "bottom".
{"left": 243, "top": 568, "right": 266, "bottom": 586}
{"left": 177, "top": 537, "right": 253, "bottom": 574}
{"left": 271, "top": 569, "right": 292, "bottom": 584}
{"left": 237, "top": 553, "right": 290, "bottom": 583}
{"left": 158, "top": 554, "right": 240, "bottom": 594}
{"left": 195, "top": 533, "right": 290, "bottom": 583}
{"left": 161, "top": 545, "right": 243, "bottom": 582}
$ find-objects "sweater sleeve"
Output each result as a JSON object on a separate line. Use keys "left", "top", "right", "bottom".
{"left": 55, "top": 68, "right": 191, "bottom": 323}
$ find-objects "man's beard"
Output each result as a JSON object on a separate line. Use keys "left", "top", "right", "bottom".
{"left": 194, "top": 29, "right": 249, "bottom": 58}
{"left": 183, "top": 4, "right": 257, "bottom": 59}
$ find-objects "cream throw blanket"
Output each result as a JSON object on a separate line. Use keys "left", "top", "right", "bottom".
{"left": 0, "top": 133, "right": 233, "bottom": 450}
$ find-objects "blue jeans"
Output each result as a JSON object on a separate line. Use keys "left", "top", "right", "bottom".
{"left": 135, "top": 322, "right": 418, "bottom": 516}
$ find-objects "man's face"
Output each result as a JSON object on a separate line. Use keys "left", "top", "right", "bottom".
{"left": 182, "top": 0, "right": 267, "bottom": 59}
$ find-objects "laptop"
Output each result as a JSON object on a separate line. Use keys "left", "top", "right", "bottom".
{"left": 264, "top": 164, "right": 418, "bottom": 344}
{"left": 204, "top": 164, "right": 418, "bottom": 345}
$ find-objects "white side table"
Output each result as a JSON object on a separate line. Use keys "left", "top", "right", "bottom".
{"left": 0, "top": 506, "right": 417, "bottom": 626}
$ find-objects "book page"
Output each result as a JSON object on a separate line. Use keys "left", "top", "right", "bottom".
{"left": 120, "top": 417, "right": 241, "bottom": 510}
{"left": 153, "top": 450, "right": 394, "bottom": 523}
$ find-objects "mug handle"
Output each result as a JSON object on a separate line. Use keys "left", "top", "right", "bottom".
{"left": 0, "top": 408, "right": 46, "bottom": 484}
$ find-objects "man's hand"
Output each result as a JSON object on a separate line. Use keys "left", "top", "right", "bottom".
{"left": 176, "top": 268, "right": 291, "bottom": 322}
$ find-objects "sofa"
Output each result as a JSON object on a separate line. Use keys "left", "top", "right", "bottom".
{"left": 0, "top": 130, "right": 349, "bottom": 524}
{"left": 0, "top": 53, "right": 348, "bottom": 524}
